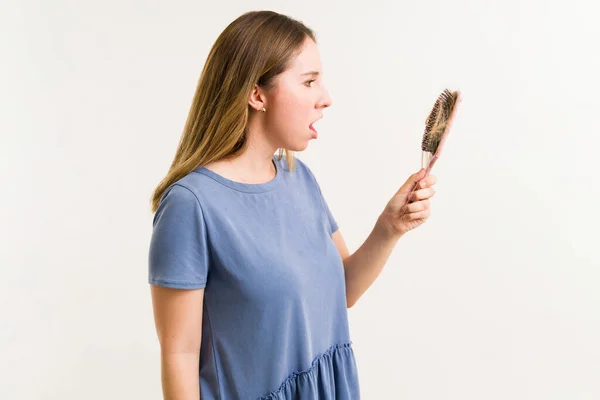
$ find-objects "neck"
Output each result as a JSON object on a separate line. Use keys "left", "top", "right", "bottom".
{"left": 227, "top": 119, "right": 278, "bottom": 181}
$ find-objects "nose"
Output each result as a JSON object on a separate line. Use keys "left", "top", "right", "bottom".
{"left": 317, "top": 85, "right": 333, "bottom": 109}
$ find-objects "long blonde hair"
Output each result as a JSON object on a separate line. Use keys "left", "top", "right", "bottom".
{"left": 150, "top": 11, "right": 316, "bottom": 212}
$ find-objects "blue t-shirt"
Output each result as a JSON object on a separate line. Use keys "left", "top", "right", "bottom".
{"left": 148, "top": 155, "right": 360, "bottom": 399}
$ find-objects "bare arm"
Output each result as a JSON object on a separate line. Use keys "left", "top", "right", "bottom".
{"left": 332, "top": 222, "right": 400, "bottom": 308}
{"left": 150, "top": 285, "right": 204, "bottom": 400}
{"left": 332, "top": 170, "right": 437, "bottom": 308}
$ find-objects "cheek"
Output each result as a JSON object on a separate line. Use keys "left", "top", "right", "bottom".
{"left": 273, "top": 99, "right": 309, "bottom": 128}
{"left": 268, "top": 87, "right": 312, "bottom": 135}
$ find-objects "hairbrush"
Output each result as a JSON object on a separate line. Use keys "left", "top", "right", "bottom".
{"left": 403, "top": 89, "right": 462, "bottom": 209}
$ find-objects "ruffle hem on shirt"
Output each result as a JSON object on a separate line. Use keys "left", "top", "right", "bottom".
{"left": 258, "top": 342, "right": 359, "bottom": 400}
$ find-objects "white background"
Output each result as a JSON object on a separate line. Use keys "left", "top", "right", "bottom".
{"left": 2, "top": 0, "right": 599, "bottom": 399}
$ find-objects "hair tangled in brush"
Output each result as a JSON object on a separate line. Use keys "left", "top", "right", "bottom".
{"left": 421, "top": 89, "right": 459, "bottom": 154}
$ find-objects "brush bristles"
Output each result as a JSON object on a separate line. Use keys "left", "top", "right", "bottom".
{"left": 421, "top": 89, "right": 459, "bottom": 154}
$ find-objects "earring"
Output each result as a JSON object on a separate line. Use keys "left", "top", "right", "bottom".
{"left": 261, "top": 107, "right": 266, "bottom": 113}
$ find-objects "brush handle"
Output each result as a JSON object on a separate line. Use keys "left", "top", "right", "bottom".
{"left": 400, "top": 152, "right": 436, "bottom": 215}
{"left": 421, "top": 151, "right": 431, "bottom": 170}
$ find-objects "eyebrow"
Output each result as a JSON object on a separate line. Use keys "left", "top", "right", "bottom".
{"left": 300, "top": 71, "right": 320, "bottom": 76}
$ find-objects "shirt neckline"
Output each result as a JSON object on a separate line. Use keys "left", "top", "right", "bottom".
{"left": 192, "top": 155, "right": 282, "bottom": 193}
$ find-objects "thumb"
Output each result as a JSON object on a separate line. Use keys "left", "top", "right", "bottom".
{"left": 396, "top": 168, "right": 427, "bottom": 195}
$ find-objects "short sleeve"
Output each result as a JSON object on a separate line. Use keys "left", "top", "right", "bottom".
{"left": 322, "top": 194, "right": 339, "bottom": 235}
{"left": 300, "top": 159, "right": 339, "bottom": 236}
{"left": 148, "top": 184, "right": 209, "bottom": 289}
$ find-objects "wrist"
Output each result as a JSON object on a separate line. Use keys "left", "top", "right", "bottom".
{"left": 375, "top": 214, "right": 404, "bottom": 242}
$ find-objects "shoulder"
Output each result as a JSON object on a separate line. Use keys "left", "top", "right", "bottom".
{"left": 276, "top": 154, "right": 316, "bottom": 182}
{"left": 153, "top": 183, "right": 203, "bottom": 226}
{"left": 158, "top": 166, "right": 221, "bottom": 207}
{"left": 153, "top": 171, "right": 212, "bottom": 224}
{"left": 158, "top": 175, "right": 202, "bottom": 209}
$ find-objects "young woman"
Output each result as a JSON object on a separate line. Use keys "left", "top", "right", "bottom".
{"left": 148, "top": 10, "right": 436, "bottom": 399}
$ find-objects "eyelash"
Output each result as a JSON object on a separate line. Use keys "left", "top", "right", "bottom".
{"left": 305, "top": 80, "right": 316, "bottom": 87}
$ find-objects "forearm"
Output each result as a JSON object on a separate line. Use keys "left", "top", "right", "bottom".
{"left": 161, "top": 351, "right": 201, "bottom": 400}
{"left": 343, "top": 216, "right": 402, "bottom": 308}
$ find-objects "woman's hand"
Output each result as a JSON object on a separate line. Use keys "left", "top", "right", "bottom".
{"left": 377, "top": 168, "right": 437, "bottom": 238}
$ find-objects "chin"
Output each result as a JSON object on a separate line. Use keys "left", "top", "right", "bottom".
{"left": 282, "top": 139, "right": 310, "bottom": 152}
{"left": 292, "top": 141, "right": 310, "bottom": 152}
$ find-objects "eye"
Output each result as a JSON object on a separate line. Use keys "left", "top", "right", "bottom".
{"left": 304, "top": 79, "right": 316, "bottom": 87}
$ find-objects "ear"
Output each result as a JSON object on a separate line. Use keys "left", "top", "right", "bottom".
{"left": 248, "top": 84, "right": 266, "bottom": 111}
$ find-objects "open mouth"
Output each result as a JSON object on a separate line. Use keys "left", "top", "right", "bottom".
{"left": 309, "top": 118, "right": 321, "bottom": 138}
